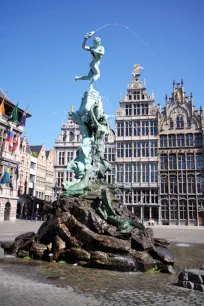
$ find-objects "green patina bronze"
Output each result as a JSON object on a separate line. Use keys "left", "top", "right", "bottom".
{"left": 63, "top": 31, "right": 110, "bottom": 197}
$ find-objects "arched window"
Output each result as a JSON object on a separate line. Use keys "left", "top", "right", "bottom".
{"left": 176, "top": 115, "right": 184, "bottom": 129}
{"left": 160, "top": 154, "right": 168, "bottom": 170}
{"left": 178, "top": 154, "right": 186, "bottom": 169}
{"left": 197, "top": 176, "right": 204, "bottom": 193}
{"left": 180, "top": 199, "right": 187, "bottom": 220}
{"left": 188, "top": 175, "right": 196, "bottom": 193}
{"left": 170, "top": 119, "right": 174, "bottom": 129}
{"left": 160, "top": 135, "right": 167, "bottom": 148}
{"left": 69, "top": 132, "right": 75, "bottom": 142}
{"left": 169, "top": 154, "right": 177, "bottom": 169}
{"left": 161, "top": 176, "right": 168, "bottom": 193}
{"left": 196, "top": 154, "right": 204, "bottom": 169}
{"left": 187, "top": 119, "right": 191, "bottom": 129}
{"left": 169, "top": 134, "right": 176, "bottom": 147}
{"left": 170, "top": 176, "right": 177, "bottom": 193}
{"left": 189, "top": 200, "right": 196, "bottom": 220}
{"left": 178, "top": 175, "right": 186, "bottom": 194}
{"left": 63, "top": 133, "right": 66, "bottom": 142}
{"left": 170, "top": 199, "right": 178, "bottom": 221}
{"left": 161, "top": 200, "right": 169, "bottom": 220}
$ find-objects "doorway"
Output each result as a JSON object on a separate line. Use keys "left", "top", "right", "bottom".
{"left": 4, "top": 202, "right": 11, "bottom": 221}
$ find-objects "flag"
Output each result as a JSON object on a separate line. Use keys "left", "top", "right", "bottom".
{"left": 6, "top": 130, "right": 13, "bottom": 151}
{"left": 11, "top": 133, "right": 20, "bottom": 153}
{"left": 0, "top": 97, "right": 6, "bottom": 116}
{"left": 0, "top": 164, "right": 10, "bottom": 184}
{"left": 18, "top": 106, "right": 28, "bottom": 127}
{"left": 8, "top": 103, "right": 18, "bottom": 123}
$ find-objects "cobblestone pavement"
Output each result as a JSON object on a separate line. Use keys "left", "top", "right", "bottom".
{"left": 1, "top": 220, "right": 204, "bottom": 244}
{"left": 151, "top": 227, "right": 204, "bottom": 244}
{"left": 0, "top": 220, "right": 43, "bottom": 242}
{"left": 0, "top": 243, "right": 204, "bottom": 306}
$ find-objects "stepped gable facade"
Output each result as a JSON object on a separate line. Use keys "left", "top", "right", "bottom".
{"left": 159, "top": 80, "right": 204, "bottom": 225}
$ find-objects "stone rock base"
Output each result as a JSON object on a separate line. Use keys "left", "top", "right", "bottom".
{"left": 7, "top": 193, "right": 175, "bottom": 273}
{"left": 177, "top": 269, "right": 204, "bottom": 292}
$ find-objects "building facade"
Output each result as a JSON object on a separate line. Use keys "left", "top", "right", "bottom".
{"left": 29, "top": 155, "right": 37, "bottom": 197}
{"left": 30, "top": 145, "right": 47, "bottom": 200}
{"left": 115, "top": 66, "right": 160, "bottom": 223}
{"left": 52, "top": 68, "right": 204, "bottom": 227}
{"left": 45, "top": 150, "right": 55, "bottom": 202}
{"left": 19, "top": 136, "right": 32, "bottom": 196}
{"left": 0, "top": 89, "right": 31, "bottom": 221}
{"left": 159, "top": 81, "right": 204, "bottom": 226}
{"left": 53, "top": 114, "right": 116, "bottom": 198}
{"left": 30, "top": 145, "right": 54, "bottom": 201}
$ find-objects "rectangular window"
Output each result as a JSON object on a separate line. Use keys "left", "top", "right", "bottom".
{"left": 57, "top": 172, "right": 64, "bottom": 187}
{"left": 186, "top": 134, "right": 194, "bottom": 146}
{"left": 117, "top": 164, "right": 124, "bottom": 183}
{"left": 151, "top": 191, "right": 158, "bottom": 204}
{"left": 133, "top": 142, "right": 141, "bottom": 157}
{"left": 117, "top": 143, "right": 124, "bottom": 158}
{"left": 117, "top": 122, "right": 124, "bottom": 137}
{"left": 142, "top": 163, "right": 149, "bottom": 183}
{"left": 177, "top": 134, "right": 185, "bottom": 147}
{"left": 125, "top": 104, "right": 132, "bottom": 116}
{"left": 160, "top": 155, "right": 168, "bottom": 170}
{"left": 133, "top": 190, "right": 141, "bottom": 203}
{"left": 58, "top": 152, "right": 65, "bottom": 165}
{"left": 150, "top": 141, "right": 157, "bottom": 157}
{"left": 67, "top": 152, "right": 74, "bottom": 163}
{"left": 133, "top": 104, "right": 140, "bottom": 116}
{"left": 187, "top": 154, "right": 195, "bottom": 169}
{"left": 133, "top": 121, "right": 140, "bottom": 136}
{"left": 178, "top": 155, "right": 186, "bottom": 169}
{"left": 133, "top": 163, "right": 141, "bottom": 182}
{"left": 168, "top": 135, "right": 176, "bottom": 147}
{"left": 196, "top": 154, "right": 204, "bottom": 169}
{"left": 142, "top": 121, "right": 149, "bottom": 136}
{"left": 125, "top": 164, "right": 132, "bottom": 183}
{"left": 150, "top": 121, "right": 157, "bottom": 136}
{"left": 142, "top": 104, "right": 148, "bottom": 115}
{"left": 142, "top": 142, "right": 149, "bottom": 157}
{"left": 160, "top": 135, "right": 167, "bottom": 148}
{"left": 151, "top": 164, "right": 158, "bottom": 182}
{"left": 195, "top": 134, "right": 202, "bottom": 147}
{"left": 125, "top": 143, "right": 132, "bottom": 157}
{"left": 125, "top": 121, "right": 132, "bottom": 136}
{"left": 169, "top": 155, "right": 177, "bottom": 169}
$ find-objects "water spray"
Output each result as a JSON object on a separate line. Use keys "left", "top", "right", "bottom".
{"left": 92, "top": 23, "right": 155, "bottom": 55}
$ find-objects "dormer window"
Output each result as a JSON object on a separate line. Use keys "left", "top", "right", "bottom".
{"left": 63, "top": 133, "right": 66, "bottom": 142}
{"left": 187, "top": 119, "right": 191, "bottom": 129}
{"left": 128, "top": 95, "right": 131, "bottom": 100}
{"left": 176, "top": 115, "right": 184, "bottom": 129}
{"left": 69, "top": 132, "right": 75, "bottom": 142}
{"left": 170, "top": 119, "right": 174, "bottom": 129}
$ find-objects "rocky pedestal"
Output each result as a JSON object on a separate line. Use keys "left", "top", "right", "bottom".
{"left": 177, "top": 268, "right": 204, "bottom": 292}
{"left": 7, "top": 186, "right": 175, "bottom": 273}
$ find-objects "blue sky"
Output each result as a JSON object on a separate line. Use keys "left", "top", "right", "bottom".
{"left": 1, "top": 0, "right": 204, "bottom": 149}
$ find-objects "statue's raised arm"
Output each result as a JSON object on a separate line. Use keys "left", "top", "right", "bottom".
{"left": 73, "top": 31, "right": 105, "bottom": 89}
{"left": 82, "top": 31, "right": 95, "bottom": 51}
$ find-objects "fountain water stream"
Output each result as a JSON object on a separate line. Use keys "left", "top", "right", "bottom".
{"left": 94, "top": 23, "right": 155, "bottom": 54}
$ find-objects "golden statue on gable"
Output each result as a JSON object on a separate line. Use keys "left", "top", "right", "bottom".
{"left": 174, "top": 88, "right": 184, "bottom": 103}
{"left": 132, "top": 64, "right": 144, "bottom": 78}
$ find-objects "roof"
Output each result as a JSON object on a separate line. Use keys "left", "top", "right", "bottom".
{"left": 30, "top": 145, "right": 42, "bottom": 157}
{"left": 0, "top": 88, "right": 32, "bottom": 118}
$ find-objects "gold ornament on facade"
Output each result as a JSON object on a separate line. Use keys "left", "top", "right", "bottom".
{"left": 132, "top": 64, "right": 144, "bottom": 76}
{"left": 174, "top": 89, "right": 185, "bottom": 103}
{"left": 70, "top": 105, "right": 74, "bottom": 112}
